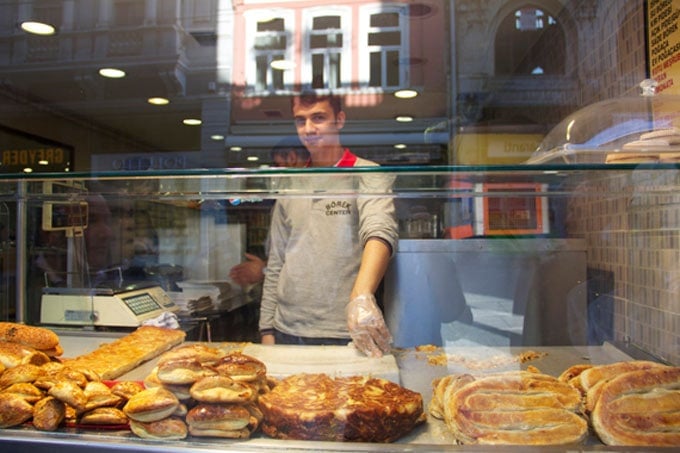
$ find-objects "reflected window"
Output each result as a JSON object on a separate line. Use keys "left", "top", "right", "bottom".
{"left": 360, "top": 5, "right": 409, "bottom": 89}
{"left": 304, "top": 8, "right": 350, "bottom": 90}
{"left": 246, "top": 10, "right": 294, "bottom": 93}
{"left": 495, "top": 6, "right": 565, "bottom": 75}
{"left": 114, "top": 0, "right": 144, "bottom": 27}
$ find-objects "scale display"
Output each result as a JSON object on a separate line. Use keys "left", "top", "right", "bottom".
{"left": 40, "top": 284, "right": 177, "bottom": 327}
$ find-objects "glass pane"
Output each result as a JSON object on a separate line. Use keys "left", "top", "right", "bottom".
{"left": 313, "top": 16, "right": 341, "bottom": 30}
{"left": 369, "top": 51, "right": 381, "bottom": 86}
{"left": 257, "top": 18, "right": 284, "bottom": 32}
{"left": 370, "top": 12, "right": 399, "bottom": 27}
{"left": 368, "top": 31, "right": 400, "bottom": 46}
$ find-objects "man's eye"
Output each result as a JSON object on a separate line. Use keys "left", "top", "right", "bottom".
{"left": 312, "top": 115, "right": 326, "bottom": 123}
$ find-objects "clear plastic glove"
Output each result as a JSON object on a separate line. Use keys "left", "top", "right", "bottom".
{"left": 346, "top": 294, "right": 392, "bottom": 358}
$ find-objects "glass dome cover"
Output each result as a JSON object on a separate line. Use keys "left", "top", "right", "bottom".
{"left": 528, "top": 80, "right": 680, "bottom": 164}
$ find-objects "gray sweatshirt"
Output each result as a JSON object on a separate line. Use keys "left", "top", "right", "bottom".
{"left": 259, "top": 155, "right": 399, "bottom": 339}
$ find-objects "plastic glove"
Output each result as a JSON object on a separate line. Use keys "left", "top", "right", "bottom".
{"left": 346, "top": 294, "right": 392, "bottom": 358}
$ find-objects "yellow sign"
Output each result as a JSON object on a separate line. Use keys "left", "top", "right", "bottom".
{"left": 1, "top": 147, "right": 68, "bottom": 170}
{"left": 648, "top": 0, "right": 680, "bottom": 95}
{"left": 453, "top": 133, "right": 544, "bottom": 165}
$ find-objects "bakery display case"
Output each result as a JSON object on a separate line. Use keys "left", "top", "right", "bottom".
{"left": 0, "top": 157, "right": 678, "bottom": 451}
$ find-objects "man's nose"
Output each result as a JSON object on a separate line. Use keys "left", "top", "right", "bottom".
{"left": 302, "top": 118, "right": 315, "bottom": 134}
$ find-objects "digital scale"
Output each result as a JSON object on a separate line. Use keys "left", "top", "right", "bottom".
{"left": 40, "top": 281, "right": 179, "bottom": 327}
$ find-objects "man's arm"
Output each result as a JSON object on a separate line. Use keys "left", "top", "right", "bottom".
{"left": 350, "top": 238, "right": 391, "bottom": 300}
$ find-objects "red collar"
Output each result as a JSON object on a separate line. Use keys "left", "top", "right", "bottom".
{"left": 334, "top": 149, "right": 358, "bottom": 167}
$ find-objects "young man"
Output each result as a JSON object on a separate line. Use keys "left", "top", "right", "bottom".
{"left": 258, "top": 93, "right": 399, "bottom": 357}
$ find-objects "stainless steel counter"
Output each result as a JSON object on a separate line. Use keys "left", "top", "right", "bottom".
{"left": 0, "top": 333, "right": 661, "bottom": 452}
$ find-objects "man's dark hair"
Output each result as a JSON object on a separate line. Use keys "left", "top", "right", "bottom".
{"left": 291, "top": 91, "right": 342, "bottom": 116}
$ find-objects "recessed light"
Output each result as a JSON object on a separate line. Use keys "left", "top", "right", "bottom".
{"left": 182, "top": 118, "right": 202, "bottom": 126}
{"left": 230, "top": 146, "right": 242, "bottom": 152}
{"left": 394, "top": 89, "right": 418, "bottom": 99}
{"left": 20, "top": 21, "right": 56, "bottom": 36}
{"left": 394, "top": 144, "right": 407, "bottom": 149}
{"left": 210, "top": 134, "right": 225, "bottom": 141}
{"left": 23, "top": 167, "right": 33, "bottom": 173}
{"left": 395, "top": 115, "right": 414, "bottom": 122}
{"left": 270, "top": 59, "right": 295, "bottom": 71}
{"left": 148, "top": 97, "right": 169, "bottom": 105}
{"left": 38, "top": 160, "right": 49, "bottom": 165}
{"left": 247, "top": 156, "right": 259, "bottom": 162}
{"left": 98, "top": 68, "right": 126, "bottom": 78}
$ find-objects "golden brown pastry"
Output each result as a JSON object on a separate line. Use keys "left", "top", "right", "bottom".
{"left": 79, "top": 406, "right": 128, "bottom": 425}
{"left": 1, "top": 382, "right": 44, "bottom": 403}
{"left": 186, "top": 403, "right": 257, "bottom": 438}
{"left": 558, "top": 364, "right": 592, "bottom": 383}
{"left": 158, "top": 344, "right": 225, "bottom": 366}
{"left": 130, "top": 416, "right": 188, "bottom": 440}
{"left": 259, "top": 373, "right": 425, "bottom": 442}
{"left": 591, "top": 366, "right": 680, "bottom": 446}
{"left": 441, "top": 371, "right": 587, "bottom": 445}
{"left": 575, "top": 360, "right": 666, "bottom": 393}
{"left": 48, "top": 380, "right": 88, "bottom": 412}
{"left": 143, "top": 367, "right": 192, "bottom": 400}
{"left": 83, "top": 381, "right": 123, "bottom": 411}
{"left": 156, "top": 357, "right": 216, "bottom": 385}
{"left": 189, "top": 375, "right": 257, "bottom": 404}
{"left": 110, "top": 380, "right": 145, "bottom": 400}
{"left": 0, "top": 363, "right": 46, "bottom": 388}
{"left": 62, "top": 326, "right": 185, "bottom": 380}
{"left": 123, "top": 386, "right": 180, "bottom": 422}
{"left": 0, "top": 392, "right": 34, "bottom": 428}
{"left": 209, "top": 352, "right": 267, "bottom": 382}
{"left": 0, "top": 322, "right": 60, "bottom": 351}
{"left": 32, "top": 396, "right": 66, "bottom": 431}
{"left": 428, "top": 374, "right": 475, "bottom": 420}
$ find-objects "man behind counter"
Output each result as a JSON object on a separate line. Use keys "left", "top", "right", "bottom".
{"left": 257, "top": 92, "right": 399, "bottom": 357}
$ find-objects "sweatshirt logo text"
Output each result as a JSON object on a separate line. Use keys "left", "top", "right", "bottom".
{"left": 325, "top": 200, "right": 352, "bottom": 216}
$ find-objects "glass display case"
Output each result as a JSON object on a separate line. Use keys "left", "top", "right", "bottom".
{"left": 0, "top": 159, "right": 678, "bottom": 451}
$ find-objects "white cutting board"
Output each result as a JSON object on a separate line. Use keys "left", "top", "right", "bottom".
{"left": 242, "top": 344, "right": 401, "bottom": 384}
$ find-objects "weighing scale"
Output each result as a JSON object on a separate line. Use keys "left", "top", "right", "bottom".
{"left": 40, "top": 280, "right": 178, "bottom": 327}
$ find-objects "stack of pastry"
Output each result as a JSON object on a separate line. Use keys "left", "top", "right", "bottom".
{"left": 0, "top": 356, "right": 144, "bottom": 430}
{"left": 429, "top": 369, "right": 588, "bottom": 445}
{"left": 559, "top": 361, "right": 680, "bottom": 446}
{"left": 140, "top": 344, "right": 267, "bottom": 439}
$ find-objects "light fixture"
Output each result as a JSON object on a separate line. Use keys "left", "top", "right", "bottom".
{"left": 270, "top": 59, "right": 296, "bottom": 71}
{"left": 98, "top": 68, "right": 126, "bottom": 79}
{"left": 230, "top": 146, "right": 242, "bottom": 152}
{"left": 23, "top": 167, "right": 33, "bottom": 173}
{"left": 395, "top": 115, "right": 414, "bottom": 122}
{"left": 394, "top": 89, "right": 418, "bottom": 99}
{"left": 210, "top": 134, "right": 225, "bottom": 141}
{"left": 394, "top": 144, "right": 407, "bottom": 149}
{"left": 182, "top": 118, "right": 202, "bottom": 126}
{"left": 247, "top": 156, "right": 259, "bottom": 162}
{"left": 147, "top": 97, "right": 169, "bottom": 105}
{"left": 38, "top": 160, "right": 49, "bottom": 165}
{"left": 20, "top": 21, "right": 56, "bottom": 36}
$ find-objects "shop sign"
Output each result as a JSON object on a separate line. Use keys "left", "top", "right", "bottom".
{"left": 0, "top": 147, "right": 71, "bottom": 173}
{"left": 648, "top": 0, "right": 680, "bottom": 95}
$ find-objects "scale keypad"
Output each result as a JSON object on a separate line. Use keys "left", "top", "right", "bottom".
{"left": 123, "top": 293, "right": 161, "bottom": 315}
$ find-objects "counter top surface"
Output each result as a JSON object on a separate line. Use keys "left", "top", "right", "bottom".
{"left": 0, "top": 334, "right": 650, "bottom": 451}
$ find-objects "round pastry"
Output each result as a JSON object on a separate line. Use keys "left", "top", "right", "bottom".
{"left": 258, "top": 373, "right": 425, "bottom": 442}
{"left": 186, "top": 403, "right": 259, "bottom": 438}
{"left": 576, "top": 360, "right": 667, "bottom": 393}
{"left": 209, "top": 352, "right": 266, "bottom": 382}
{"left": 83, "top": 381, "right": 122, "bottom": 411}
{"left": 48, "top": 380, "right": 88, "bottom": 412}
{"left": 110, "top": 380, "right": 145, "bottom": 400}
{"left": 32, "top": 396, "right": 66, "bottom": 431}
{"left": 0, "top": 322, "right": 60, "bottom": 351}
{"left": 158, "top": 344, "right": 225, "bottom": 366}
{"left": 130, "top": 416, "right": 188, "bottom": 440}
{"left": 189, "top": 375, "right": 257, "bottom": 404}
{"left": 79, "top": 406, "right": 128, "bottom": 425}
{"left": 123, "top": 386, "right": 180, "bottom": 422}
{"left": 156, "top": 357, "right": 216, "bottom": 385}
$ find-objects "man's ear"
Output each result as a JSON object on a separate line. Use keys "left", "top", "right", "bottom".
{"left": 335, "top": 110, "right": 346, "bottom": 130}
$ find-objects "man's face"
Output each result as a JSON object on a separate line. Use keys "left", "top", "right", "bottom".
{"left": 292, "top": 99, "right": 345, "bottom": 155}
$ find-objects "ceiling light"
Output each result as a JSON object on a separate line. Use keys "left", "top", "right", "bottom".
{"left": 23, "top": 167, "right": 33, "bottom": 173}
{"left": 147, "top": 97, "right": 169, "bottom": 105}
{"left": 394, "top": 89, "right": 418, "bottom": 99}
{"left": 270, "top": 59, "right": 295, "bottom": 71}
{"left": 247, "top": 156, "right": 259, "bottom": 162}
{"left": 395, "top": 115, "right": 414, "bottom": 122}
{"left": 20, "top": 21, "right": 56, "bottom": 36}
{"left": 98, "top": 68, "right": 126, "bottom": 78}
{"left": 38, "top": 160, "right": 49, "bottom": 165}
{"left": 394, "top": 144, "right": 407, "bottom": 149}
{"left": 230, "top": 146, "right": 242, "bottom": 152}
{"left": 210, "top": 134, "right": 225, "bottom": 141}
{"left": 182, "top": 118, "right": 202, "bottom": 126}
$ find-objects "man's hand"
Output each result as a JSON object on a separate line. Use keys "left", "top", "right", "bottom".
{"left": 346, "top": 294, "right": 392, "bottom": 357}
{"left": 229, "top": 253, "right": 266, "bottom": 286}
